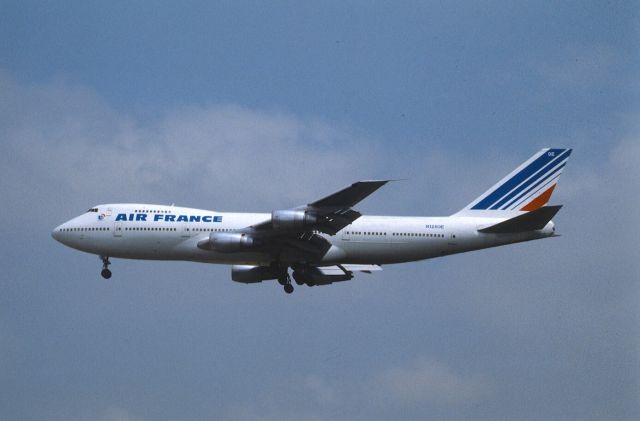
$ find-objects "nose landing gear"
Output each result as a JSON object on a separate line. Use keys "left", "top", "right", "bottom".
{"left": 100, "top": 256, "right": 112, "bottom": 279}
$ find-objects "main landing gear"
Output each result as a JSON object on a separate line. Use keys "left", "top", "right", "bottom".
{"left": 277, "top": 269, "right": 294, "bottom": 294}
{"left": 100, "top": 256, "right": 112, "bottom": 279}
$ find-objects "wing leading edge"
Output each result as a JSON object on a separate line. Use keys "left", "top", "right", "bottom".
{"left": 247, "top": 180, "right": 390, "bottom": 235}
{"left": 308, "top": 180, "right": 390, "bottom": 210}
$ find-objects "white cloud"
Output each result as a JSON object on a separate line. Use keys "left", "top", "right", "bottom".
{"left": 0, "top": 71, "right": 388, "bottom": 228}
{"left": 220, "top": 355, "right": 493, "bottom": 420}
{"left": 304, "top": 374, "right": 338, "bottom": 404}
{"left": 99, "top": 406, "right": 143, "bottom": 421}
{"left": 0, "top": 69, "right": 478, "bottom": 231}
{"left": 373, "top": 356, "right": 492, "bottom": 406}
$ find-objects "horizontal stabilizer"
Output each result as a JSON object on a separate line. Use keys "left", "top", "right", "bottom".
{"left": 478, "top": 205, "right": 562, "bottom": 234}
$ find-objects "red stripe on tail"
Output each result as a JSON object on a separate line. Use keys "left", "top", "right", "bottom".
{"left": 520, "top": 184, "right": 556, "bottom": 211}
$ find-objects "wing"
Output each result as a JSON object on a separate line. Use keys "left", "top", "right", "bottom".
{"left": 308, "top": 180, "right": 390, "bottom": 211}
{"left": 248, "top": 180, "right": 390, "bottom": 235}
{"left": 198, "top": 180, "right": 390, "bottom": 260}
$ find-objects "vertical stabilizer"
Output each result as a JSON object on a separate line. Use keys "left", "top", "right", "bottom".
{"left": 453, "top": 148, "right": 572, "bottom": 217}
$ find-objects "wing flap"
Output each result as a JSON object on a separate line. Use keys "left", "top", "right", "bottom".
{"left": 341, "top": 264, "right": 383, "bottom": 274}
{"left": 315, "top": 208, "right": 362, "bottom": 235}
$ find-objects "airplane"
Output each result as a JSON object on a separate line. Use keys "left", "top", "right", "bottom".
{"left": 52, "top": 148, "right": 572, "bottom": 294}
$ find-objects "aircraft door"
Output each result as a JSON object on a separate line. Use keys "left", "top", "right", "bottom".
{"left": 448, "top": 230, "right": 458, "bottom": 246}
{"left": 181, "top": 223, "right": 191, "bottom": 238}
{"left": 341, "top": 225, "right": 351, "bottom": 241}
{"left": 113, "top": 222, "right": 123, "bottom": 237}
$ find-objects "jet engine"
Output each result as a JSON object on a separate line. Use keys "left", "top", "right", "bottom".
{"left": 198, "top": 232, "right": 255, "bottom": 253}
{"left": 271, "top": 209, "right": 317, "bottom": 230}
{"left": 232, "top": 265, "right": 279, "bottom": 283}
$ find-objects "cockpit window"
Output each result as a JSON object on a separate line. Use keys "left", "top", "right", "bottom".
{"left": 86, "top": 208, "right": 99, "bottom": 213}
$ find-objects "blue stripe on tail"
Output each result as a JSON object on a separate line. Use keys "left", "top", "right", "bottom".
{"left": 501, "top": 160, "right": 567, "bottom": 210}
{"left": 490, "top": 149, "right": 572, "bottom": 210}
{"left": 470, "top": 148, "right": 566, "bottom": 210}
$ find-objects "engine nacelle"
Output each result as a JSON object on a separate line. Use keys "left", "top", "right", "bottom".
{"left": 271, "top": 209, "right": 317, "bottom": 230}
{"left": 232, "top": 265, "right": 279, "bottom": 284}
{"left": 199, "top": 232, "right": 255, "bottom": 253}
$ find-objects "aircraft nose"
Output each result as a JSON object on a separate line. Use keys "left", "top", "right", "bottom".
{"left": 51, "top": 224, "right": 63, "bottom": 242}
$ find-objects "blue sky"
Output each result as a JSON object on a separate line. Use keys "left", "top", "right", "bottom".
{"left": 1, "top": 1, "right": 638, "bottom": 420}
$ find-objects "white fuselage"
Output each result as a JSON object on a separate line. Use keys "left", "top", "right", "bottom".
{"left": 52, "top": 204, "right": 555, "bottom": 266}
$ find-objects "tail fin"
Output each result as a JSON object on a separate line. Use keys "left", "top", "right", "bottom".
{"left": 454, "top": 148, "right": 572, "bottom": 217}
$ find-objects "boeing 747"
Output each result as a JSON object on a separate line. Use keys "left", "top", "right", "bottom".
{"left": 52, "top": 148, "right": 572, "bottom": 293}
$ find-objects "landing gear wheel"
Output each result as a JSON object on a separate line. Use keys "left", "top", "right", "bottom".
{"left": 100, "top": 256, "right": 111, "bottom": 279}
{"left": 276, "top": 265, "right": 293, "bottom": 293}
{"left": 292, "top": 272, "right": 304, "bottom": 286}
